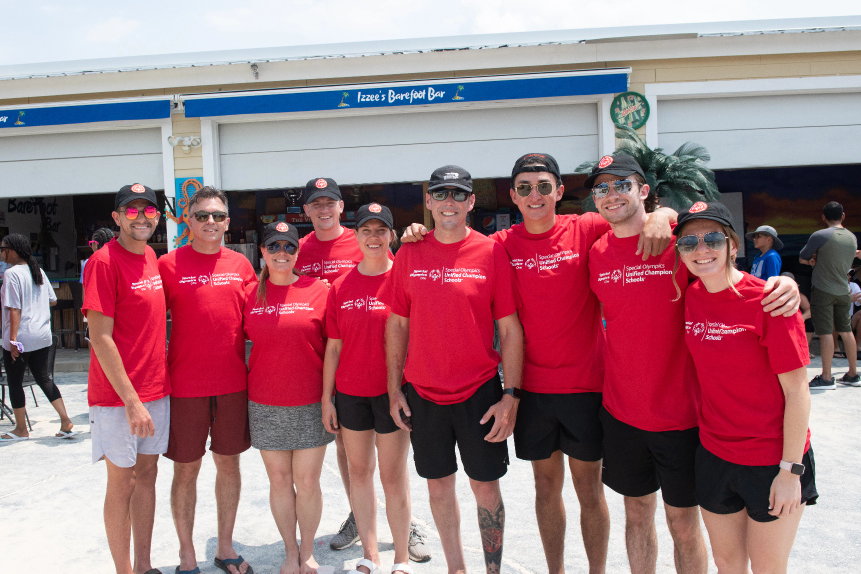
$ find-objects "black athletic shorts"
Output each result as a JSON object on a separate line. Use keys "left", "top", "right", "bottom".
{"left": 513, "top": 390, "right": 603, "bottom": 462}
{"left": 600, "top": 406, "right": 699, "bottom": 508}
{"left": 335, "top": 390, "right": 399, "bottom": 434}
{"left": 405, "top": 375, "right": 509, "bottom": 482}
{"left": 696, "top": 444, "right": 818, "bottom": 523}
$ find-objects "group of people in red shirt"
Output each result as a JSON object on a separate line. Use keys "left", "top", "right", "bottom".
{"left": 81, "top": 151, "right": 815, "bottom": 574}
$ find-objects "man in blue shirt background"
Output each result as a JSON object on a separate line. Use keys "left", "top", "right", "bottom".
{"left": 747, "top": 225, "right": 783, "bottom": 280}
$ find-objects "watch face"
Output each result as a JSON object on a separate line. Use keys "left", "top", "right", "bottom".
{"left": 791, "top": 463, "right": 805, "bottom": 476}
{"left": 611, "top": 91, "right": 650, "bottom": 130}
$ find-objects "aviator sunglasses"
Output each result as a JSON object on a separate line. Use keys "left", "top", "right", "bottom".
{"left": 193, "top": 210, "right": 228, "bottom": 223}
{"left": 676, "top": 232, "right": 729, "bottom": 254}
{"left": 118, "top": 205, "right": 159, "bottom": 220}
{"left": 430, "top": 189, "right": 472, "bottom": 202}
{"left": 265, "top": 243, "right": 298, "bottom": 255}
{"left": 514, "top": 182, "right": 555, "bottom": 197}
{"left": 591, "top": 179, "right": 638, "bottom": 199}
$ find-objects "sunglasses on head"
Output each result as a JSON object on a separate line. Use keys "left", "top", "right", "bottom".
{"left": 430, "top": 188, "right": 472, "bottom": 202}
{"left": 192, "top": 210, "right": 228, "bottom": 223}
{"left": 592, "top": 179, "right": 639, "bottom": 199}
{"left": 119, "top": 205, "right": 159, "bottom": 220}
{"left": 265, "top": 243, "right": 297, "bottom": 255}
{"left": 676, "top": 232, "right": 729, "bottom": 254}
{"left": 514, "top": 182, "right": 555, "bottom": 197}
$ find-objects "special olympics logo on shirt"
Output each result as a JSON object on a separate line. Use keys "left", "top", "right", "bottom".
{"left": 525, "top": 259, "right": 535, "bottom": 269}
{"left": 143, "top": 279, "right": 152, "bottom": 290}
{"left": 429, "top": 269, "right": 441, "bottom": 281}
{"left": 611, "top": 269, "right": 622, "bottom": 283}
{"left": 313, "top": 262, "right": 322, "bottom": 273}
{"left": 356, "top": 298, "right": 366, "bottom": 310}
{"left": 266, "top": 306, "right": 276, "bottom": 314}
{"left": 692, "top": 322, "right": 705, "bottom": 337}
{"left": 198, "top": 275, "right": 209, "bottom": 285}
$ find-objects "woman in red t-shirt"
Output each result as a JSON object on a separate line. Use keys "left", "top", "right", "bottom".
{"left": 243, "top": 222, "right": 333, "bottom": 574}
{"left": 673, "top": 202, "right": 816, "bottom": 574}
{"left": 321, "top": 203, "right": 412, "bottom": 574}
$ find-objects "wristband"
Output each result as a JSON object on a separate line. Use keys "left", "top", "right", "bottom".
{"left": 502, "top": 387, "right": 522, "bottom": 399}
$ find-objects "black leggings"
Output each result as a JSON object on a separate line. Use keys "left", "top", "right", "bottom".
{"left": 3, "top": 347, "right": 62, "bottom": 409}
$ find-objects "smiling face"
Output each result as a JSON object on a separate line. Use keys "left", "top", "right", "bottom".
{"left": 260, "top": 240, "right": 298, "bottom": 276}
{"left": 426, "top": 187, "right": 475, "bottom": 231}
{"left": 112, "top": 198, "right": 159, "bottom": 243}
{"left": 592, "top": 173, "right": 649, "bottom": 226}
{"left": 678, "top": 219, "right": 737, "bottom": 282}
{"left": 188, "top": 197, "right": 229, "bottom": 247}
{"left": 510, "top": 171, "right": 563, "bottom": 226}
{"left": 303, "top": 197, "right": 344, "bottom": 233}
{"left": 355, "top": 219, "right": 392, "bottom": 260}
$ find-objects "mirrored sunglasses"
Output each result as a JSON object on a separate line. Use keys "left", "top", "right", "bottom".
{"left": 120, "top": 205, "right": 159, "bottom": 220}
{"left": 592, "top": 180, "right": 637, "bottom": 199}
{"left": 265, "top": 243, "right": 297, "bottom": 255}
{"left": 676, "top": 232, "right": 728, "bottom": 254}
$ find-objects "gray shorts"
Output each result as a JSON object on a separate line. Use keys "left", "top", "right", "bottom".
{"left": 90, "top": 396, "right": 170, "bottom": 467}
{"left": 248, "top": 400, "right": 335, "bottom": 451}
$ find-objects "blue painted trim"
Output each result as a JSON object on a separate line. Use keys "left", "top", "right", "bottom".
{"left": 0, "top": 100, "right": 170, "bottom": 129}
{"left": 185, "top": 73, "right": 628, "bottom": 118}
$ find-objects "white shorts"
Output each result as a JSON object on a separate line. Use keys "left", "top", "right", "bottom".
{"left": 90, "top": 396, "right": 170, "bottom": 467}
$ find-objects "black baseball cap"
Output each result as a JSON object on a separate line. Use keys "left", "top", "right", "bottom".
{"left": 674, "top": 202, "right": 735, "bottom": 236}
{"left": 115, "top": 183, "right": 158, "bottom": 210}
{"left": 261, "top": 221, "right": 300, "bottom": 248}
{"left": 305, "top": 178, "right": 342, "bottom": 204}
{"left": 511, "top": 153, "right": 561, "bottom": 182}
{"left": 583, "top": 154, "right": 646, "bottom": 189}
{"left": 428, "top": 165, "right": 472, "bottom": 193}
{"left": 355, "top": 202, "right": 394, "bottom": 230}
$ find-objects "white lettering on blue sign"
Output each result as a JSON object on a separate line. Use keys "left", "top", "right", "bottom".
{"left": 0, "top": 116, "right": 6, "bottom": 123}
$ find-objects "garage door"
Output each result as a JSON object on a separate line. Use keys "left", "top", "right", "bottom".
{"left": 657, "top": 92, "right": 861, "bottom": 170}
{"left": 0, "top": 128, "right": 164, "bottom": 198}
{"left": 219, "top": 104, "right": 599, "bottom": 190}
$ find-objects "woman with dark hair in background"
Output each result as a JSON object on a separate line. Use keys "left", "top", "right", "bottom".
{"left": 80, "top": 227, "right": 114, "bottom": 284}
{"left": 1, "top": 233, "right": 76, "bottom": 440}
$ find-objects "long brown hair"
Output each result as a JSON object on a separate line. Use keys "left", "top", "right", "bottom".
{"left": 672, "top": 222, "right": 741, "bottom": 301}
{"left": 255, "top": 262, "right": 270, "bottom": 306}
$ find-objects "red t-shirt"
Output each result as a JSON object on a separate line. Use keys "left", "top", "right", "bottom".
{"left": 492, "top": 213, "right": 609, "bottom": 394}
{"left": 684, "top": 273, "right": 811, "bottom": 466}
{"left": 589, "top": 231, "right": 699, "bottom": 431}
{"left": 383, "top": 230, "right": 517, "bottom": 405}
{"left": 159, "top": 246, "right": 257, "bottom": 398}
{"left": 243, "top": 276, "right": 328, "bottom": 407}
{"left": 326, "top": 267, "right": 392, "bottom": 397}
{"left": 82, "top": 239, "right": 171, "bottom": 407}
{"left": 296, "top": 228, "right": 363, "bottom": 280}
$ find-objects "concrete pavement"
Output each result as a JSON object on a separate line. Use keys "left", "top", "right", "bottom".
{"left": 1, "top": 358, "right": 859, "bottom": 573}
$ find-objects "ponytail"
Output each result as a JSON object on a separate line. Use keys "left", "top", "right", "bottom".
{"left": 3, "top": 233, "right": 43, "bottom": 286}
{"left": 91, "top": 228, "right": 114, "bottom": 250}
{"left": 256, "top": 264, "right": 269, "bottom": 306}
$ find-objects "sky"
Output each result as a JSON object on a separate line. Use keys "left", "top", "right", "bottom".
{"left": 0, "top": 0, "right": 858, "bottom": 67}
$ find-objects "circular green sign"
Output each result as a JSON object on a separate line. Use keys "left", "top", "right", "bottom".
{"left": 611, "top": 92, "right": 650, "bottom": 129}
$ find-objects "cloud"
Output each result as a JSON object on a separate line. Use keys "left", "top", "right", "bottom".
{"left": 84, "top": 17, "right": 141, "bottom": 44}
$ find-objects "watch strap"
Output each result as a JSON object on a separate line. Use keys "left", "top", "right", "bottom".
{"left": 779, "top": 460, "right": 805, "bottom": 475}
{"left": 502, "top": 387, "right": 522, "bottom": 399}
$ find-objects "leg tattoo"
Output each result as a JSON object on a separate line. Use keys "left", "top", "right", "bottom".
{"left": 477, "top": 501, "right": 505, "bottom": 574}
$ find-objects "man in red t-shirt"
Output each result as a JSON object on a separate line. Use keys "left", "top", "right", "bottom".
{"left": 83, "top": 183, "right": 171, "bottom": 574}
{"left": 385, "top": 165, "right": 523, "bottom": 574}
{"left": 158, "top": 187, "right": 257, "bottom": 574}
{"left": 296, "top": 177, "right": 428, "bottom": 560}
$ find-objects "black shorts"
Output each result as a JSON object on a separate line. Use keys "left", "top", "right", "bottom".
{"left": 405, "top": 375, "right": 509, "bottom": 482}
{"left": 513, "top": 391, "right": 603, "bottom": 462}
{"left": 600, "top": 407, "right": 699, "bottom": 508}
{"left": 335, "top": 390, "right": 399, "bottom": 434}
{"left": 696, "top": 445, "right": 818, "bottom": 523}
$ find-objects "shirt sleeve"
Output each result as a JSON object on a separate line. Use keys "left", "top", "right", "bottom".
{"left": 799, "top": 229, "right": 833, "bottom": 261}
{"left": 763, "top": 252, "right": 782, "bottom": 279}
{"left": 490, "top": 242, "right": 517, "bottom": 320}
{"left": 157, "top": 256, "right": 171, "bottom": 310}
{"left": 82, "top": 257, "right": 117, "bottom": 319}
{"left": 325, "top": 282, "right": 341, "bottom": 340}
{"left": 758, "top": 308, "right": 810, "bottom": 375}
{"left": 383, "top": 248, "right": 411, "bottom": 317}
{"left": 585, "top": 212, "right": 612, "bottom": 246}
{"left": 1, "top": 271, "right": 22, "bottom": 309}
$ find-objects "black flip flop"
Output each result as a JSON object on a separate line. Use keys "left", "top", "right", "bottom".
{"left": 214, "top": 556, "right": 253, "bottom": 574}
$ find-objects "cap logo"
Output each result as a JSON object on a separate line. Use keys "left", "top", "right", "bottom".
{"left": 689, "top": 202, "right": 708, "bottom": 213}
{"left": 597, "top": 156, "right": 614, "bottom": 169}
{"left": 131, "top": 184, "right": 146, "bottom": 193}
{"left": 443, "top": 172, "right": 460, "bottom": 180}
{"left": 275, "top": 222, "right": 289, "bottom": 232}
{"left": 315, "top": 179, "right": 327, "bottom": 189}
{"left": 369, "top": 203, "right": 382, "bottom": 213}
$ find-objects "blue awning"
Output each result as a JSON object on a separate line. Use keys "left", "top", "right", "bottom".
{"left": 0, "top": 99, "right": 171, "bottom": 130}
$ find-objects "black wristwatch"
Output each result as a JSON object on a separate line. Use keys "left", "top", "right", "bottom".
{"left": 779, "top": 460, "right": 805, "bottom": 476}
{"left": 502, "top": 387, "right": 522, "bottom": 399}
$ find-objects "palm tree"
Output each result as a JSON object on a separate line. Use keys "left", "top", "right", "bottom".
{"left": 576, "top": 126, "right": 720, "bottom": 212}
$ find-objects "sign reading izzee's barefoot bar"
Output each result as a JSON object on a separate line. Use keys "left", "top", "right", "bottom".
{"left": 183, "top": 70, "right": 630, "bottom": 118}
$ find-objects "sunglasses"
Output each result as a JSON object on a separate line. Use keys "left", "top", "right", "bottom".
{"left": 592, "top": 180, "right": 638, "bottom": 199}
{"left": 430, "top": 189, "right": 472, "bottom": 202}
{"left": 119, "top": 205, "right": 159, "bottom": 220}
{"left": 192, "top": 210, "right": 228, "bottom": 223}
{"left": 676, "top": 232, "right": 729, "bottom": 254}
{"left": 514, "top": 182, "right": 555, "bottom": 197}
{"left": 265, "top": 243, "right": 298, "bottom": 255}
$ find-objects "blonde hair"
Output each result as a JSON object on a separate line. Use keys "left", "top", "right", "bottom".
{"left": 672, "top": 222, "right": 742, "bottom": 301}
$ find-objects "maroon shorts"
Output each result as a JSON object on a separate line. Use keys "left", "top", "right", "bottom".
{"left": 165, "top": 390, "right": 251, "bottom": 463}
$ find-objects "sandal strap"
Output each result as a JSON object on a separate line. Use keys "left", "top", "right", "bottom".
{"left": 356, "top": 559, "right": 378, "bottom": 573}
{"left": 391, "top": 563, "right": 413, "bottom": 574}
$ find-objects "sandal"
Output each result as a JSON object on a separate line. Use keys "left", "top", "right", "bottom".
{"left": 391, "top": 563, "right": 413, "bottom": 574}
{"left": 214, "top": 556, "right": 253, "bottom": 574}
{"left": 348, "top": 559, "right": 379, "bottom": 574}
